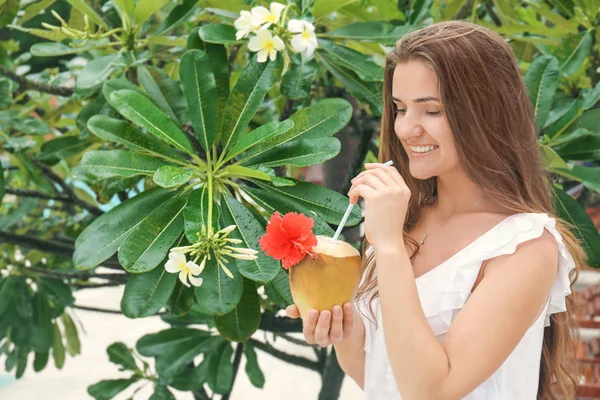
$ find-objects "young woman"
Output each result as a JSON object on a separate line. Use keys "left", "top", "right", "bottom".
{"left": 285, "top": 20, "right": 586, "bottom": 399}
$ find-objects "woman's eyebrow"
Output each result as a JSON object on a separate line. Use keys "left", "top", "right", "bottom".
{"left": 392, "top": 96, "right": 439, "bottom": 103}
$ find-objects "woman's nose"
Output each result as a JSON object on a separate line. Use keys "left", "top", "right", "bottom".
{"left": 396, "top": 117, "right": 424, "bottom": 139}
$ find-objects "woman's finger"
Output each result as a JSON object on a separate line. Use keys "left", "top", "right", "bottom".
{"left": 366, "top": 167, "right": 397, "bottom": 188}
{"left": 286, "top": 304, "right": 300, "bottom": 319}
{"left": 348, "top": 183, "right": 378, "bottom": 205}
{"left": 342, "top": 302, "right": 355, "bottom": 339}
{"left": 314, "top": 310, "right": 332, "bottom": 347}
{"left": 303, "top": 310, "right": 319, "bottom": 344}
{"left": 329, "top": 305, "right": 344, "bottom": 342}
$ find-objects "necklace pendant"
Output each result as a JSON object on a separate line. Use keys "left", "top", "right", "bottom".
{"left": 419, "top": 234, "right": 427, "bottom": 245}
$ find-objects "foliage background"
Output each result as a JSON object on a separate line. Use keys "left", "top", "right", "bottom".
{"left": 0, "top": 0, "right": 599, "bottom": 399}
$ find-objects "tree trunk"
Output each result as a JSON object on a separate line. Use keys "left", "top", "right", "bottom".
{"left": 317, "top": 348, "right": 346, "bottom": 400}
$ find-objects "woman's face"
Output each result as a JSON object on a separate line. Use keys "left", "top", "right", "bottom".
{"left": 392, "top": 60, "right": 460, "bottom": 180}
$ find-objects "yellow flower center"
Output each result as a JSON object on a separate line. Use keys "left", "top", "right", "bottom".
{"left": 264, "top": 39, "right": 274, "bottom": 50}
{"left": 302, "top": 30, "right": 311, "bottom": 40}
{"left": 267, "top": 14, "right": 277, "bottom": 22}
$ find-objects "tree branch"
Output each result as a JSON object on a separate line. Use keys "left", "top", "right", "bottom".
{"left": 0, "top": 65, "right": 74, "bottom": 97}
{"left": 222, "top": 343, "right": 244, "bottom": 400}
{"left": 72, "top": 305, "right": 126, "bottom": 314}
{"left": 17, "top": 265, "right": 128, "bottom": 283}
{"left": 249, "top": 338, "right": 320, "bottom": 372}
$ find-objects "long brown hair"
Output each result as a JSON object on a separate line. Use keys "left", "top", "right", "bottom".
{"left": 355, "top": 20, "right": 586, "bottom": 399}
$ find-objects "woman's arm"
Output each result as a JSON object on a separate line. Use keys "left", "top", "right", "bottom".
{"left": 286, "top": 303, "right": 366, "bottom": 389}
{"left": 374, "top": 230, "right": 559, "bottom": 400}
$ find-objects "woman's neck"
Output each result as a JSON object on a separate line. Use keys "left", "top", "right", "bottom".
{"left": 432, "top": 168, "right": 486, "bottom": 219}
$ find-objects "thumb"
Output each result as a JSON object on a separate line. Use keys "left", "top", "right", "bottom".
{"left": 285, "top": 304, "right": 300, "bottom": 319}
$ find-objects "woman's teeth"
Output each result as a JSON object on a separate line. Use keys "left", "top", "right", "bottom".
{"left": 410, "top": 145, "right": 438, "bottom": 154}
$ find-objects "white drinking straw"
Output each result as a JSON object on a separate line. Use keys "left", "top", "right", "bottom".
{"left": 333, "top": 160, "right": 394, "bottom": 240}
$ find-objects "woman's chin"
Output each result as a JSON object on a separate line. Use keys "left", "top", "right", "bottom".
{"left": 408, "top": 166, "right": 437, "bottom": 180}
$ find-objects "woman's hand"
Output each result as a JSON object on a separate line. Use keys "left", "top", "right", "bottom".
{"left": 285, "top": 303, "right": 356, "bottom": 347}
{"left": 347, "top": 162, "right": 410, "bottom": 252}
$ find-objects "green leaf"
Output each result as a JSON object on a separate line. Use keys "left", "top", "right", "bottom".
{"left": 408, "top": 0, "right": 432, "bottom": 23}
{"left": 134, "top": 0, "right": 169, "bottom": 24}
{"left": 66, "top": 0, "right": 108, "bottom": 29}
{"left": 150, "top": 384, "right": 176, "bottom": 400}
{"left": 137, "top": 328, "right": 223, "bottom": 378}
{"left": 119, "top": 195, "right": 187, "bottom": 273}
{"left": 52, "top": 322, "right": 65, "bottom": 369}
{"left": 221, "top": 54, "right": 284, "bottom": 152}
{"left": 38, "top": 278, "right": 74, "bottom": 308}
{"left": 7, "top": 24, "right": 69, "bottom": 41}
{"left": 37, "top": 136, "right": 91, "bottom": 166}
{"left": 221, "top": 195, "right": 280, "bottom": 283}
{"left": 170, "top": 356, "right": 211, "bottom": 390}
{"left": 75, "top": 150, "right": 171, "bottom": 181}
{"left": 30, "top": 41, "right": 99, "bottom": 57}
{"left": 524, "top": 55, "right": 560, "bottom": 131}
{"left": 76, "top": 54, "right": 119, "bottom": 91}
{"left": 281, "top": 53, "right": 318, "bottom": 99}
{"left": 570, "top": 166, "right": 600, "bottom": 193}
{"left": 16, "top": 0, "right": 56, "bottom": 24}
{"left": 102, "top": 78, "right": 145, "bottom": 100}
{"left": 167, "top": 280, "right": 195, "bottom": 316}
{"left": 31, "top": 293, "right": 53, "bottom": 353}
{"left": 582, "top": 83, "right": 600, "bottom": 110}
{"left": 180, "top": 49, "right": 217, "bottom": 152}
{"left": 238, "top": 99, "right": 351, "bottom": 164}
{"left": 156, "top": 0, "right": 197, "bottom": 34}
{"left": 557, "top": 31, "right": 593, "bottom": 76}
{"left": 212, "top": 342, "right": 234, "bottom": 394}
{"left": 187, "top": 28, "right": 229, "bottom": 139}
{"left": 74, "top": 187, "right": 176, "bottom": 269}
{"left": 318, "top": 53, "right": 383, "bottom": 116}
{"left": 225, "top": 120, "right": 294, "bottom": 164}
{"left": 0, "top": 163, "right": 4, "bottom": 206}
{"left": 540, "top": 144, "right": 571, "bottom": 173}
{"left": 4, "top": 137, "right": 37, "bottom": 153}
{"left": 62, "top": 313, "right": 81, "bottom": 356}
{"left": 121, "top": 258, "right": 178, "bottom": 318}
{"left": 243, "top": 186, "right": 335, "bottom": 236}
{"left": 8, "top": 115, "right": 52, "bottom": 135}
{"left": 153, "top": 166, "right": 194, "bottom": 188}
{"left": 198, "top": 23, "right": 241, "bottom": 44}
{"left": 108, "top": 89, "right": 195, "bottom": 155}
{"left": 245, "top": 137, "right": 340, "bottom": 168}
{"left": 87, "top": 116, "right": 186, "bottom": 163}
{"left": 243, "top": 341, "right": 265, "bottom": 388}
{"left": 317, "top": 40, "right": 384, "bottom": 82}
{"left": 264, "top": 268, "right": 292, "bottom": 308}
{"left": 323, "top": 22, "right": 418, "bottom": 44}
{"left": 88, "top": 378, "right": 139, "bottom": 400}
{"left": 33, "top": 351, "right": 49, "bottom": 372}
{"left": 0, "top": 77, "right": 12, "bottom": 109}
{"left": 254, "top": 179, "right": 361, "bottom": 226}
{"left": 194, "top": 254, "right": 243, "bottom": 315}
{"left": 16, "top": 153, "right": 56, "bottom": 196}
{"left": 214, "top": 278, "right": 261, "bottom": 341}
{"left": 553, "top": 187, "right": 600, "bottom": 267}
{"left": 107, "top": 342, "right": 138, "bottom": 371}
{"left": 184, "top": 186, "right": 220, "bottom": 244}
{"left": 138, "top": 65, "right": 188, "bottom": 124}
{"left": 312, "top": 0, "right": 360, "bottom": 19}
{"left": 554, "top": 131, "right": 600, "bottom": 161}
{"left": 223, "top": 165, "right": 271, "bottom": 181}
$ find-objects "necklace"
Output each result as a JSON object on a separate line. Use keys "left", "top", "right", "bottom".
{"left": 419, "top": 196, "right": 486, "bottom": 245}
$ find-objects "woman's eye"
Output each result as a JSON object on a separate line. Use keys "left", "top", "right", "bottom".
{"left": 426, "top": 111, "right": 441, "bottom": 116}
{"left": 395, "top": 108, "right": 406, "bottom": 114}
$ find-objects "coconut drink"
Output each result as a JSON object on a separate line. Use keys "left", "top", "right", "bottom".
{"left": 259, "top": 211, "right": 362, "bottom": 320}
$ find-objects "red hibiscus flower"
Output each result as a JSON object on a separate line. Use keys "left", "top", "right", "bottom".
{"left": 258, "top": 211, "right": 318, "bottom": 269}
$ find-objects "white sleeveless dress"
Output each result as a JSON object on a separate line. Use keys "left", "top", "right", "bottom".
{"left": 355, "top": 212, "right": 576, "bottom": 399}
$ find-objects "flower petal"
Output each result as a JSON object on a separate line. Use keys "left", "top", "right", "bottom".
{"left": 248, "top": 35, "right": 262, "bottom": 52}
{"left": 270, "top": 2, "right": 286, "bottom": 18}
{"left": 256, "top": 49, "right": 269, "bottom": 63}
{"left": 186, "top": 260, "right": 202, "bottom": 275}
{"left": 189, "top": 275, "right": 204, "bottom": 287}
{"left": 170, "top": 251, "right": 186, "bottom": 264}
{"left": 287, "top": 19, "right": 304, "bottom": 33}
{"left": 165, "top": 259, "right": 182, "bottom": 273}
{"left": 291, "top": 35, "right": 307, "bottom": 53}
{"left": 251, "top": 6, "right": 270, "bottom": 21}
{"left": 178, "top": 270, "right": 190, "bottom": 287}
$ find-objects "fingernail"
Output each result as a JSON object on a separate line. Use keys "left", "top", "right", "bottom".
{"left": 310, "top": 310, "right": 318, "bottom": 318}
{"left": 334, "top": 308, "right": 341, "bottom": 317}
{"left": 322, "top": 313, "right": 329, "bottom": 320}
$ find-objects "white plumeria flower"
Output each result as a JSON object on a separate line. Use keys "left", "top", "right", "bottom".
{"left": 165, "top": 251, "right": 204, "bottom": 287}
{"left": 248, "top": 30, "right": 285, "bottom": 62}
{"left": 251, "top": 2, "right": 286, "bottom": 29}
{"left": 288, "top": 19, "right": 318, "bottom": 57}
{"left": 234, "top": 10, "right": 261, "bottom": 40}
